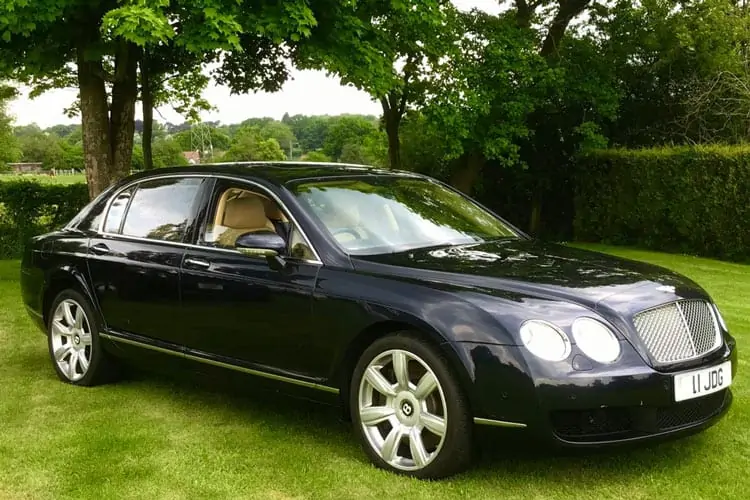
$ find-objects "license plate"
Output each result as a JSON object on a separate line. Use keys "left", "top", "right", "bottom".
{"left": 674, "top": 361, "right": 732, "bottom": 402}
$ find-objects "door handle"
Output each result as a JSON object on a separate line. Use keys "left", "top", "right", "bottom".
{"left": 90, "top": 243, "right": 110, "bottom": 255}
{"left": 184, "top": 257, "right": 211, "bottom": 270}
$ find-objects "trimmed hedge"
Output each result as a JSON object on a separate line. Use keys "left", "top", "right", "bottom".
{"left": 0, "top": 181, "right": 89, "bottom": 258}
{"left": 574, "top": 146, "right": 750, "bottom": 262}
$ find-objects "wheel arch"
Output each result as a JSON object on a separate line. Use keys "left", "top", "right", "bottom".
{"left": 42, "top": 266, "right": 100, "bottom": 330}
{"left": 335, "top": 319, "right": 475, "bottom": 421}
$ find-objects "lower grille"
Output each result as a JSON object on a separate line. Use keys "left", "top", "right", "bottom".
{"left": 657, "top": 390, "right": 728, "bottom": 430}
{"left": 551, "top": 390, "right": 730, "bottom": 442}
{"left": 551, "top": 408, "right": 632, "bottom": 440}
{"left": 633, "top": 300, "right": 722, "bottom": 365}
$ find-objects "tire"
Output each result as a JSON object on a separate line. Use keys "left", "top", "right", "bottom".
{"left": 350, "top": 332, "right": 473, "bottom": 479}
{"left": 47, "top": 289, "right": 118, "bottom": 386}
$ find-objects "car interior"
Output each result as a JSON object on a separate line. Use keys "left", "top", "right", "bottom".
{"left": 204, "top": 187, "right": 313, "bottom": 259}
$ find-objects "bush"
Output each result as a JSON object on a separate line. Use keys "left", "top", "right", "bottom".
{"left": 574, "top": 146, "right": 750, "bottom": 261}
{"left": 0, "top": 180, "right": 89, "bottom": 258}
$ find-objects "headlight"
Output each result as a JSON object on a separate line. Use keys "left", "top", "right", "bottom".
{"left": 571, "top": 317, "right": 621, "bottom": 364}
{"left": 520, "top": 320, "right": 571, "bottom": 362}
{"left": 713, "top": 304, "right": 729, "bottom": 332}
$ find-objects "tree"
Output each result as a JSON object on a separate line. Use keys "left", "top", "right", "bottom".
{"left": 16, "top": 129, "right": 65, "bottom": 170}
{"left": 140, "top": 49, "right": 212, "bottom": 170}
{"left": 172, "top": 126, "right": 231, "bottom": 152}
{"left": 300, "top": 0, "right": 456, "bottom": 170}
{"left": 323, "top": 115, "right": 380, "bottom": 160}
{"left": 152, "top": 137, "right": 188, "bottom": 168}
{"left": 0, "top": 85, "right": 21, "bottom": 166}
{"left": 257, "top": 121, "right": 297, "bottom": 157}
{"left": 46, "top": 124, "right": 80, "bottom": 139}
{"left": 339, "top": 130, "right": 388, "bottom": 167}
{"left": 284, "top": 114, "right": 331, "bottom": 153}
{"left": 595, "top": 0, "right": 750, "bottom": 146}
{"left": 60, "top": 141, "right": 85, "bottom": 171}
{"left": 301, "top": 150, "right": 332, "bottom": 162}
{"left": 0, "top": 1, "right": 394, "bottom": 198}
{"left": 423, "top": 11, "right": 551, "bottom": 193}
{"left": 222, "top": 126, "right": 286, "bottom": 162}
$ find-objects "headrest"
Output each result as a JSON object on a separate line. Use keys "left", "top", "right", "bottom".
{"left": 262, "top": 197, "right": 287, "bottom": 222}
{"left": 222, "top": 196, "right": 269, "bottom": 229}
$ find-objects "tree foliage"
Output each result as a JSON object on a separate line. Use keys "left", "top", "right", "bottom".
{"left": 221, "top": 126, "right": 286, "bottom": 162}
{"left": 0, "top": 0, "right": 395, "bottom": 197}
{"left": 0, "top": 86, "right": 21, "bottom": 166}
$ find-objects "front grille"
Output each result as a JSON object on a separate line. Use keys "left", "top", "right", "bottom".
{"left": 633, "top": 300, "right": 722, "bottom": 365}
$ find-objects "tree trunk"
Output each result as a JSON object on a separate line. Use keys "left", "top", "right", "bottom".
{"left": 529, "top": 192, "right": 542, "bottom": 235}
{"left": 540, "top": 0, "right": 591, "bottom": 58}
{"left": 141, "top": 53, "right": 154, "bottom": 170}
{"left": 110, "top": 42, "right": 138, "bottom": 181}
{"left": 450, "top": 151, "right": 485, "bottom": 195}
{"left": 77, "top": 51, "right": 113, "bottom": 199}
{"left": 380, "top": 97, "right": 402, "bottom": 170}
{"left": 77, "top": 42, "right": 138, "bottom": 199}
{"left": 384, "top": 112, "right": 401, "bottom": 170}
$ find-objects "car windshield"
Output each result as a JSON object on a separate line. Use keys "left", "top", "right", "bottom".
{"left": 291, "top": 176, "right": 520, "bottom": 255}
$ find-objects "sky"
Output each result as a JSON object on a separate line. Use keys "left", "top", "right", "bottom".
{"left": 7, "top": 0, "right": 502, "bottom": 128}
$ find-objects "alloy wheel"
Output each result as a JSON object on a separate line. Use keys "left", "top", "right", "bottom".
{"left": 357, "top": 349, "right": 448, "bottom": 471}
{"left": 50, "top": 299, "right": 93, "bottom": 382}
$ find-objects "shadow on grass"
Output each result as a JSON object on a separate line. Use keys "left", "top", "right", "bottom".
{"left": 18, "top": 346, "right": 701, "bottom": 484}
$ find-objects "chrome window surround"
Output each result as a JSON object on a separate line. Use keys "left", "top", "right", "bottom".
{"left": 94, "top": 173, "right": 323, "bottom": 265}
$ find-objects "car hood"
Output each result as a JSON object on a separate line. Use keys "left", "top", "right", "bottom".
{"left": 356, "top": 239, "right": 708, "bottom": 315}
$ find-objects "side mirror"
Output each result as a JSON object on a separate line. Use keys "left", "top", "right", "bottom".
{"left": 235, "top": 231, "right": 286, "bottom": 258}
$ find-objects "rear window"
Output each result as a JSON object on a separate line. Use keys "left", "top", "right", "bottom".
{"left": 117, "top": 178, "right": 202, "bottom": 242}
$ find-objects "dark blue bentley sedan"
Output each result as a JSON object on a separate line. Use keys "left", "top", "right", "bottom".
{"left": 21, "top": 163, "right": 736, "bottom": 478}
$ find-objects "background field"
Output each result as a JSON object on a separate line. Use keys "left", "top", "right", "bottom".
{"left": 0, "top": 174, "right": 86, "bottom": 185}
{"left": 0, "top": 245, "right": 747, "bottom": 499}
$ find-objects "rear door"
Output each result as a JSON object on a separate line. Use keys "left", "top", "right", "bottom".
{"left": 87, "top": 176, "right": 208, "bottom": 346}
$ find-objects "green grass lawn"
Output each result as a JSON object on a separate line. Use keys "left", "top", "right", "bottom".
{"left": 0, "top": 245, "right": 747, "bottom": 499}
{"left": 0, "top": 173, "right": 86, "bottom": 185}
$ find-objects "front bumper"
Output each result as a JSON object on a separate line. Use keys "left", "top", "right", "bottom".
{"left": 454, "top": 335, "right": 736, "bottom": 446}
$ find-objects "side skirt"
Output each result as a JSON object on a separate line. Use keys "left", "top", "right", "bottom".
{"left": 99, "top": 331, "right": 340, "bottom": 395}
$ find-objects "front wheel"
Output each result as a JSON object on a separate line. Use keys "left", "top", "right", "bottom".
{"left": 350, "top": 333, "right": 473, "bottom": 479}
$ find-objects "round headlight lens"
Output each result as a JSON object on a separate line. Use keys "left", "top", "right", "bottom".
{"left": 713, "top": 304, "right": 728, "bottom": 332}
{"left": 571, "top": 317, "right": 621, "bottom": 364}
{"left": 520, "top": 320, "right": 571, "bottom": 362}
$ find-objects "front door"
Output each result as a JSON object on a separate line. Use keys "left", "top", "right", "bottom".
{"left": 179, "top": 180, "right": 322, "bottom": 376}
{"left": 87, "top": 176, "right": 206, "bottom": 346}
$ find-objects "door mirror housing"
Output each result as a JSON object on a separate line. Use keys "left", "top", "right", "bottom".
{"left": 235, "top": 231, "right": 286, "bottom": 258}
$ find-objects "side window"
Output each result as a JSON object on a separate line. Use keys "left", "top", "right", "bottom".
{"left": 103, "top": 188, "right": 133, "bottom": 233}
{"left": 200, "top": 182, "right": 316, "bottom": 261}
{"left": 203, "top": 186, "right": 282, "bottom": 249}
{"left": 120, "top": 178, "right": 202, "bottom": 242}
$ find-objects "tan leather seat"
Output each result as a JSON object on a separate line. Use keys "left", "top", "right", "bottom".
{"left": 215, "top": 196, "right": 276, "bottom": 247}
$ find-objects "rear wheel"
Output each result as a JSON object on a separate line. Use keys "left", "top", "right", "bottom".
{"left": 47, "top": 290, "right": 118, "bottom": 386}
{"left": 350, "top": 333, "right": 473, "bottom": 479}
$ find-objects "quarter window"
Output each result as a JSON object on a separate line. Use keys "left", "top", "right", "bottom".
{"left": 120, "top": 178, "right": 202, "bottom": 242}
{"left": 103, "top": 188, "right": 132, "bottom": 233}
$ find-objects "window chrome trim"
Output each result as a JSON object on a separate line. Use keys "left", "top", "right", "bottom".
{"left": 97, "top": 173, "right": 323, "bottom": 265}
{"left": 100, "top": 332, "right": 338, "bottom": 394}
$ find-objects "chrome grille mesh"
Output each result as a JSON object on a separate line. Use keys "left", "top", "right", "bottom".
{"left": 633, "top": 300, "right": 721, "bottom": 365}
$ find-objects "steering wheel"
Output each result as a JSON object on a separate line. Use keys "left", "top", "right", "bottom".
{"left": 332, "top": 228, "right": 363, "bottom": 241}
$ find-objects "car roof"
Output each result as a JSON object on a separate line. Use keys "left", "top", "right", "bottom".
{"left": 126, "top": 162, "right": 424, "bottom": 186}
